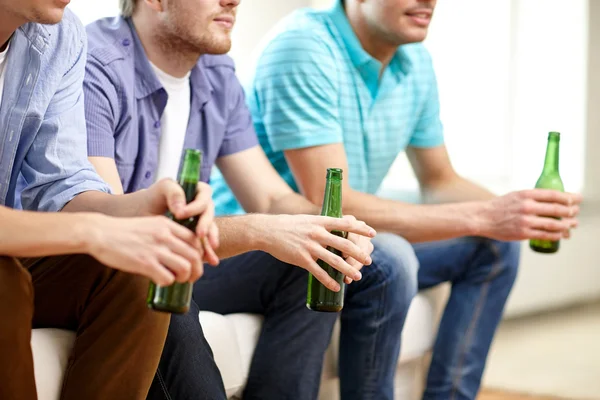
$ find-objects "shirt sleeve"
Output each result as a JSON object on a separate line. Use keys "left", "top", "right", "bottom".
{"left": 218, "top": 71, "right": 259, "bottom": 158}
{"left": 408, "top": 60, "right": 445, "bottom": 148}
{"left": 19, "top": 27, "right": 110, "bottom": 212}
{"left": 251, "top": 32, "right": 343, "bottom": 152}
{"left": 84, "top": 54, "right": 120, "bottom": 158}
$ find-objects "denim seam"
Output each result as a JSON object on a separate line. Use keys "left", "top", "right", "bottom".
{"left": 156, "top": 368, "right": 173, "bottom": 400}
{"left": 364, "top": 261, "right": 389, "bottom": 400}
{"left": 449, "top": 241, "right": 502, "bottom": 400}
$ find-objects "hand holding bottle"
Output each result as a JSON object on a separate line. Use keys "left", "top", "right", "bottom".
{"left": 255, "top": 213, "right": 375, "bottom": 292}
{"left": 478, "top": 189, "right": 581, "bottom": 242}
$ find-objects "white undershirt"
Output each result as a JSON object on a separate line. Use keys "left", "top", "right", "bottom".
{"left": 150, "top": 62, "right": 192, "bottom": 182}
{"left": 0, "top": 41, "right": 11, "bottom": 110}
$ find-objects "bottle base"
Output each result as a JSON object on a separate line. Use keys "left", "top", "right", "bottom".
{"left": 147, "top": 303, "right": 190, "bottom": 314}
{"left": 306, "top": 303, "right": 343, "bottom": 313}
{"left": 529, "top": 244, "right": 559, "bottom": 254}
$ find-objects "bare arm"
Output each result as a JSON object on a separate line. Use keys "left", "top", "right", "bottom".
{"left": 214, "top": 147, "right": 375, "bottom": 289}
{"left": 215, "top": 146, "right": 320, "bottom": 216}
{"left": 406, "top": 146, "right": 495, "bottom": 203}
{"left": 284, "top": 143, "right": 484, "bottom": 242}
{"left": 0, "top": 206, "right": 91, "bottom": 257}
{"left": 285, "top": 143, "right": 580, "bottom": 243}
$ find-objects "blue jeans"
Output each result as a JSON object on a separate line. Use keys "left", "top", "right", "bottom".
{"left": 147, "top": 245, "right": 413, "bottom": 400}
{"left": 374, "top": 234, "right": 520, "bottom": 400}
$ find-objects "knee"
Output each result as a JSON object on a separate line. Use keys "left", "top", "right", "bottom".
{"left": 487, "top": 240, "right": 521, "bottom": 285}
{"left": 0, "top": 257, "right": 33, "bottom": 309}
{"left": 370, "top": 233, "right": 419, "bottom": 308}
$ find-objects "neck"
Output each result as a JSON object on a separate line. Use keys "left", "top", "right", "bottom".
{"left": 132, "top": 14, "right": 200, "bottom": 78}
{"left": 345, "top": 2, "right": 397, "bottom": 70}
{"left": 0, "top": 11, "right": 23, "bottom": 52}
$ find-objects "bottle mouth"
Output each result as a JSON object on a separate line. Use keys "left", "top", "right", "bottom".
{"left": 326, "top": 168, "right": 343, "bottom": 180}
{"left": 548, "top": 131, "right": 561, "bottom": 139}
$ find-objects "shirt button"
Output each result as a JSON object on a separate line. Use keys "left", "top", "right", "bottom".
{"left": 154, "top": 120, "right": 161, "bottom": 129}
{"left": 145, "top": 171, "right": 152, "bottom": 179}
{"left": 122, "top": 38, "right": 131, "bottom": 47}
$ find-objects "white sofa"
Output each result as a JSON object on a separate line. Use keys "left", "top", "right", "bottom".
{"left": 31, "top": 287, "right": 446, "bottom": 400}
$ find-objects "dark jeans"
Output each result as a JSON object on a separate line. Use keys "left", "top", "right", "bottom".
{"left": 148, "top": 241, "right": 413, "bottom": 400}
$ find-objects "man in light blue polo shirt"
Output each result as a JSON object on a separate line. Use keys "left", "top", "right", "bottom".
{"left": 211, "top": 0, "right": 582, "bottom": 399}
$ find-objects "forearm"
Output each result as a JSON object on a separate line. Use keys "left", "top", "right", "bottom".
{"left": 343, "top": 190, "right": 486, "bottom": 243}
{"left": 0, "top": 207, "right": 94, "bottom": 257}
{"left": 267, "top": 192, "right": 321, "bottom": 215}
{"left": 62, "top": 190, "right": 150, "bottom": 217}
{"left": 422, "top": 176, "right": 496, "bottom": 204}
{"left": 215, "top": 214, "right": 272, "bottom": 259}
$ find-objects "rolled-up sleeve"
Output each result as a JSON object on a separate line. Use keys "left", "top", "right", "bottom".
{"left": 19, "top": 32, "right": 110, "bottom": 212}
{"left": 217, "top": 73, "right": 259, "bottom": 158}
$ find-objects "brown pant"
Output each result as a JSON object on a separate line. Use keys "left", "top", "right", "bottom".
{"left": 0, "top": 255, "right": 170, "bottom": 400}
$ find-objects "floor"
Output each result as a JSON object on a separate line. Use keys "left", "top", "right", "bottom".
{"left": 480, "top": 389, "right": 565, "bottom": 399}
{"left": 481, "top": 302, "right": 600, "bottom": 400}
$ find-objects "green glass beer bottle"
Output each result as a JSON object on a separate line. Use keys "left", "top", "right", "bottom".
{"left": 147, "top": 149, "right": 202, "bottom": 313}
{"left": 530, "top": 131, "right": 564, "bottom": 254}
{"left": 307, "top": 168, "right": 347, "bottom": 312}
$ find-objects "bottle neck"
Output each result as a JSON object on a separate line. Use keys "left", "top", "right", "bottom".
{"left": 321, "top": 178, "right": 343, "bottom": 218}
{"left": 542, "top": 138, "right": 560, "bottom": 174}
{"left": 178, "top": 151, "right": 201, "bottom": 204}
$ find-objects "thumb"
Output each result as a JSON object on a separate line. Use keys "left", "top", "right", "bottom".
{"left": 163, "top": 180, "right": 186, "bottom": 217}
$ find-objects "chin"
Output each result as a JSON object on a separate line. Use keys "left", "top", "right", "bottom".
{"left": 206, "top": 39, "right": 232, "bottom": 55}
{"left": 401, "top": 29, "right": 429, "bottom": 44}
{"left": 33, "top": 8, "right": 66, "bottom": 25}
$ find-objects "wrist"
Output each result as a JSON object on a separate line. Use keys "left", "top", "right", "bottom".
{"left": 245, "top": 213, "right": 274, "bottom": 253}
{"left": 74, "top": 213, "right": 104, "bottom": 255}
{"left": 469, "top": 200, "right": 492, "bottom": 237}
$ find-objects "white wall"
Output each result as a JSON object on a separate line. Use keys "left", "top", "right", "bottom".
{"left": 68, "top": 0, "right": 119, "bottom": 25}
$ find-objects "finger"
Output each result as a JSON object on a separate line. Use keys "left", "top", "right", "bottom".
{"left": 344, "top": 276, "right": 353, "bottom": 284}
{"left": 563, "top": 217, "right": 579, "bottom": 229}
{"left": 208, "top": 223, "right": 220, "bottom": 249}
{"left": 345, "top": 256, "right": 365, "bottom": 271}
{"left": 164, "top": 234, "right": 203, "bottom": 272}
{"left": 526, "top": 189, "right": 580, "bottom": 206}
{"left": 313, "top": 246, "right": 362, "bottom": 281}
{"left": 161, "top": 179, "right": 187, "bottom": 216}
{"left": 145, "top": 261, "right": 176, "bottom": 286}
{"left": 567, "top": 192, "right": 583, "bottom": 205}
{"left": 156, "top": 246, "right": 193, "bottom": 283}
{"left": 304, "top": 259, "right": 340, "bottom": 292}
{"left": 527, "top": 216, "right": 572, "bottom": 233}
{"left": 563, "top": 230, "right": 571, "bottom": 239}
{"left": 177, "top": 183, "right": 212, "bottom": 220}
{"left": 188, "top": 256, "right": 204, "bottom": 282}
{"left": 322, "top": 216, "right": 377, "bottom": 238}
{"left": 525, "top": 201, "right": 579, "bottom": 219}
{"left": 320, "top": 232, "right": 372, "bottom": 265}
{"left": 167, "top": 220, "right": 201, "bottom": 249}
{"left": 195, "top": 202, "right": 215, "bottom": 238}
{"left": 524, "top": 229, "right": 563, "bottom": 242}
{"left": 202, "top": 237, "right": 220, "bottom": 266}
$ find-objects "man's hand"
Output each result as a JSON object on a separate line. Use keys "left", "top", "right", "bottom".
{"left": 340, "top": 215, "right": 375, "bottom": 284}
{"left": 478, "top": 189, "right": 582, "bottom": 241}
{"left": 256, "top": 214, "right": 376, "bottom": 292}
{"left": 142, "top": 179, "right": 220, "bottom": 265}
{"left": 85, "top": 214, "right": 204, "bottom": 285}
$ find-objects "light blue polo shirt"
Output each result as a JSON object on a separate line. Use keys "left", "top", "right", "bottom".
{"left": 211, "top": 0, "right": 444, "bottom": 215}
